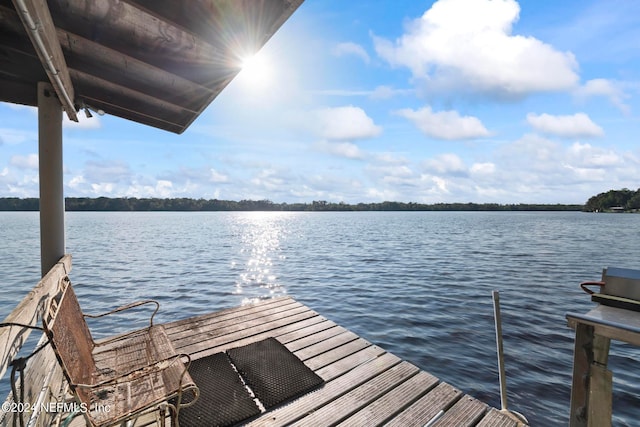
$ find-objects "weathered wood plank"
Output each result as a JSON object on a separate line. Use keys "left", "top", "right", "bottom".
{"left": 0, "top": 255, "right": 71, "bottom": 380}
{"left": 169, "top": 303, "right": 311, "bottom": 347}
{"left": 179, "top": 310, "right": 320, "bottom": 357}
{"left": 336, "top": 371, "right": 439, "bottom": 426}
{"left": 163, "top": 296, "right": 293, "bottom": 331}
{"left": 316, "top": 344, "right": 387, "bottom": 382}
{"left": 179, "top": 315, "right": 327, "bottom": 361}
{"left": 431, "top": 395, "right": 488, "bottom": 427}
{"left": 24, "top": 338, "right": 65, "bottom": 427}
{"left": 168, "top": 300, "right": 304, "bottom": 345}
{"left": 245, "top": 352, "right": 401, "bottom": 427}
{"left": 57, "top": 28, "right": 212, "bottom": 111}
{"left": 476, "top": 409, "right": 519, "bottom": 427}
{"left": 305, "top": 338, "right": 372, "bottom": 371}
{"left": 588, "top": 363, "right": 612, "bottom": 427}
{"left": 283, "top": 323, "right": 343, "bottom": 351}
{"left": 294, "top": 331, "right": 359, "bottom": 361}
{"left": 49, "top": 0, "right": 226, "bottom": 82}
{"left": 291, "top": 362, "right": 420, "bottom": 427}
{"left": 385, "top": 382, "right": 464, "bottom": 427}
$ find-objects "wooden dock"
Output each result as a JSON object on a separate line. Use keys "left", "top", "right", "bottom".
{"left": 2, "top": 273, "right": 527, "bottom": 427}
{"left": 158, "top": 296, "right": 525, "bottom": 427}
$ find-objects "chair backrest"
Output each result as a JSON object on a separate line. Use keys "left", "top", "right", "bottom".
{"left": 43, "top": 280, "right": 96, "bottom": 399}
{"left": 602, "top": 267, "right": 640, "bottom": 301}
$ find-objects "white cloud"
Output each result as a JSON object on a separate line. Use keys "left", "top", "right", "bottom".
{"left": 470, "top": 162, "right": 496, "bottom": 175}
{"left": 69, "top": 175, "right": 85, "bottom": 189}
{"left": 366, "top": 164, "right": 414, "bottom": 185}
{"left": 423, "top": 153, "right": 467, "bottom": 175}
{"left": 374, "top": 152, "right": 410, "bottom": 165}
{"left": 486, "top": 134, "right": 640, "bottom": 201}
{"left": 567, "top": 142, "right": 622, "bottom": 168}
{"left": 0, "top": 128, "right": 35, "bottom": 145}
{"left": 332, "top": 42, "right": 370, "bottom": 63}
{"left": 91, "top": 183, "right": 114, "bottom": 194}
{"left": 210, "top": 169, "right": 229, "bottom": 183}
{"left": 526, "top": 113, "right": 604, "bottom": 138}
{"left": 373, "top": 0, "right": 579, "bottom": 98}
{"left": 313, "top": 106, "right": 382, "bottom": 141}
{"left": 10, "top": 154, "right": 39, "bottom": 170}
{"left": 84, "top": 160, "right": 132, "bottom": 183}
{"left": 431, "top": 176, "right": 449, "bottom": 193}
{"left": 395, "top": 106, "right": 490, "bottom": 140}
{"left": 314, "top": 140, "right": 364, "bottom": 159}
{"left": 499, "top": 133, "right": 560, "bottom": 169}
{"left": 250, "top": 169, "right": 286, "bottom": 192}
{"left": 155, "top": 180, "right": 173, "bottom": 197}
{"left": 574, "top": 79, "right": 630, "bottom": 114}
{"left": 121, "top": 179, "right": 178, "bottom": 198}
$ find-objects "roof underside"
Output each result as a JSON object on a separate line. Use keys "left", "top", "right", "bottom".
{"left": 0, "top": 0, "right": 303, "bottom": 134}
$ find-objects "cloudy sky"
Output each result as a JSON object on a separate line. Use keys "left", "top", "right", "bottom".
{"left": 1, "top": 0, "right": 639, "bottom": 204}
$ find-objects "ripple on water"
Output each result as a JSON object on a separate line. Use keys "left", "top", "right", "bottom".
{"left": 1, "top": 211, "right": 640, "bottom": 425}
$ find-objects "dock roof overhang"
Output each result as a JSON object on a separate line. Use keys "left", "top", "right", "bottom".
{"left": 0, "top": 0, "right": 303, "bottom": 134}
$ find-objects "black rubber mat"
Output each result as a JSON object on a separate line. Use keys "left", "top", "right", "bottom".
{"left": 173, "top": 352, "right": 260, "bottom": 427}
{"left": 227, "top": 337, "right": 324, "bottom": 409}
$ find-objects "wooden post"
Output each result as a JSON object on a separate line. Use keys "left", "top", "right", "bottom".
{"left": 38, "top": 81, "right": 65, "bottom": 277}
{"left": 569, "top": 323, "right": 613, "bottom": 427}
{"left": 569, "top": 323, "right": 591, "bottom": 427}
{"left": 588, "top": 335, "right": 612, "bottom": 427}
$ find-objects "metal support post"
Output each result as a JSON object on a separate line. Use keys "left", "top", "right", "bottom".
{"left": 38, "top": 81, "right": 65, "bottom": 276}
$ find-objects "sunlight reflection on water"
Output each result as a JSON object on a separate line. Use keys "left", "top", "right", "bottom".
{"left": 230, "top": 212, "right": 289, "bottom": 305}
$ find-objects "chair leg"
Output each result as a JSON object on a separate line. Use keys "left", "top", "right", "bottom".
{"left": 168, "top": 404, "right": 178, "bottom": 427}
{"left": 157, "top": 405, "right": 167, "bottom": 427}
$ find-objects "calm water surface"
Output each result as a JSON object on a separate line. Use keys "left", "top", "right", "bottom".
{"left": 1, "top": 211, "right": 639, "bottom": 426}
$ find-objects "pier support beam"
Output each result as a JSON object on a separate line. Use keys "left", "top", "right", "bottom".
{"left": 38, "top": 81, "right": 65, "bottom": 276}
{"left": 569, "top": 323, "right": 612, "bottom": 427}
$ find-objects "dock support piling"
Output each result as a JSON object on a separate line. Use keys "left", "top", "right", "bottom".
{"left": 492, "top": 290, "right": 508, "bottom": 411}
{"left": 38, "top": 81, "right": 65, "bottom": 277}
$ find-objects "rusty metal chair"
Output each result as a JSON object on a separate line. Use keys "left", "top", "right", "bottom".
{"left": 42, "top": 277, "right": 198, "bottom": 427}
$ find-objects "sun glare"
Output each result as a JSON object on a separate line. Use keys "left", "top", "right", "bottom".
{"left": 237, "top": 51, "right": 272, "bottom": 89}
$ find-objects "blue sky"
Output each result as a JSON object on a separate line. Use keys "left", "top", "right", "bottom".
{"left": 1, "top": 0, "right": 639, "bottom": 204}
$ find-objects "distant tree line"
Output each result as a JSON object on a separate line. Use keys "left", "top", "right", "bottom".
{"left": 0, "top": 197, "right": 584, "bottom": 212}
{"left": 584, "top": 188, "right": 640, "bottom": 212}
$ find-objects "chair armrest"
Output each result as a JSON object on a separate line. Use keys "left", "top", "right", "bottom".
{"left": 83, "top": 300, "right": 160, "bottom": 328}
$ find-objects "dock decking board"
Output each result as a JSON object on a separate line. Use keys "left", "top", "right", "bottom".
{"left": 315, "top": 344, "right": 387, "bottom": 381}
{"left": 168, "top": 301, "right": 311, "bottom": 346}
{"left": 303, "top": 337, "right": 373, "bottom": 371}
{"left": 294, "top": 330, "right": 360, "bottom": 361}
{"left": 178, "top": 309, "right": 320, "bottom": 356}
{"left": 285, "top": 324, "right": 345, "bottom": 352}
{"left": 290, "top": 362, "right": 421, "bottom": 427}
{"left": 162, "top": 297, "right": 526, "bottom": 427}
{"left": 335, "top": 370, "right": 440, "bottom": 426}
{"left": 433, "top": 396, "right": 489, "bottom": 427}
{"left": 385, "top": 382, "right": 464, "bottom": 427}
{"left": 245, "top": 352, "right": 402, "bottom": 427}
{"left": 476, "top": 409, "right": 519, "bottom": 427}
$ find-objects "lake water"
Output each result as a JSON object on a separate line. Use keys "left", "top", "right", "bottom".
{"left": 1, "top": 211, "right": 640, "bottom": 425}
